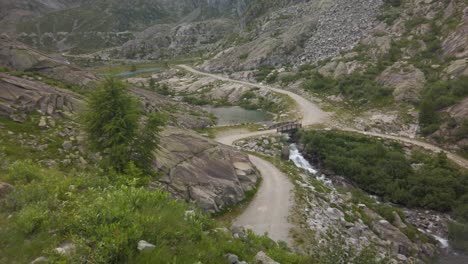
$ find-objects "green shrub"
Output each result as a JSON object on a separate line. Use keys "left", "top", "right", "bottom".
{"left": 448, "top": 222, "right": 468, "bottom": 252}
{"left": 419, "top": 76, "right": 468, "bottom": 134}
{"left": 6, "top": 160, "right": 43, "bottom": 184}
{"left": 301, "top": 71, "right": 392, "bottom": 106}
{"left": 254, "top": 66, "right": 275, "bottom": 82}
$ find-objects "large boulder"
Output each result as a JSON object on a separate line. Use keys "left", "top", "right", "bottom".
{"left": 363, "top": 207, "right": 417, "bottom": 256}
{"left": 0, "top": 72, "right": 85, "bottom": 119}
{"left": 377, "top": 62, "right": 426, "bottom": 103}
{"left": 154, "top": 128, "right": 259, "bottom": 213}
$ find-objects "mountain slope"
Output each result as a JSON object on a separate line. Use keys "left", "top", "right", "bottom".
{"left": 2, "top": 0, "right": 250, "bottom": 53}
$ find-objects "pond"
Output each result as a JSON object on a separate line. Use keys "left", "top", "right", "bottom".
{"left": 204, "top": 106, "right": 273, "bottom": 126}
{"left": 114, "top": 67, "right": 163, "bottom": 78}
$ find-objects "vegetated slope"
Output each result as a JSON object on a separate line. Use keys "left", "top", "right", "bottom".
{"left": 0, "top": 159, "right": 307, "bottom": 263}
{"left": 251, "top": 0, "right": 467, "bottom": 156}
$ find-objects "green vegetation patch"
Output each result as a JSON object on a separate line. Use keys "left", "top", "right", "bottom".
{"left": 301, "top": 71, "right": 393, "bottom": 107}
{"left": 300, "top": 130, "right": 468, "bottom": 251}
{"left": 419, "top": 76, "right": 468, "bottom": 135}
{"left": 300, "top": 130, "right": 468, "bottom": 214}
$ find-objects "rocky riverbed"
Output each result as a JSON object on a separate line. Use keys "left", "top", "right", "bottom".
{"left": 232, "top": 133, "right": 461, "bottom": 263}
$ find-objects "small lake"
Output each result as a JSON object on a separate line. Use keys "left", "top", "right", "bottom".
{"left": 205, "top": 106, "right": 272, "bottom": 126}
{"left": 114, "top": 67, "right": 163, "bottom": 78}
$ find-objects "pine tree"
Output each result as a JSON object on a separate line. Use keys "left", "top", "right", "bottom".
{"left": 131, "top": 114, "right": 166, "bottom": 174}
{"left": 83, "top": 78, "right": 140, "bottom": 171}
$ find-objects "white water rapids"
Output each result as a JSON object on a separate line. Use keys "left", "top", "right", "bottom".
{"left": 289, "top": 144, "right": 317, "bottom": 174}
{"left": 289, "top": 144, "right": 333, "bottom": 186}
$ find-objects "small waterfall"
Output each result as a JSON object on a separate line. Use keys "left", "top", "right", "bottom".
{"left": 289, "top": 144, "right": 317, "bottom": 174}
{"left": 289, "top": 144, "right": 333, "bottom": 186}
{"left": 432, "top": 235, "right": 449, "bottom": 249}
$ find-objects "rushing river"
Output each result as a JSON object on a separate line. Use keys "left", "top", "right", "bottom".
{"left": 287, "top": 143, "right": 468, "bottom": 263}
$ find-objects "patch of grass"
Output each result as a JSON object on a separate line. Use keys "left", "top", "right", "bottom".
{"left": 0, "top": 115, "right": 68, "bottom": 167}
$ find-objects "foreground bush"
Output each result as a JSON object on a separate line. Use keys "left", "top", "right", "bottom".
{"left": 0, "top": 161, "right": 308, "bottom": 263}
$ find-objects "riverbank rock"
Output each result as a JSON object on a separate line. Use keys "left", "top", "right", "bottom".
{"left": 154, "top": 128, "right": 259, "bottom": 213}
{"left": 234, "top": 135, "right": 286, "bottom": 157}
{"left": 55, "top": 241, "right": 75, "bottom": 256}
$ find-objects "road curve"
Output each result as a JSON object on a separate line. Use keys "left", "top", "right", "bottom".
{"left": 236, "top": 155, "right": 294, "bottom": 243}
{"left": 214, "top": 129, "right": 294, "bottom": 243}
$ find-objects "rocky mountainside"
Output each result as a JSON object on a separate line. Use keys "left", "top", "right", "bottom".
{"left": 202, "top": 0, "right": 384, "bottom": 72}
{"left": 307, "top": 0, "right": 468, "bottom": 154}
{"left": 1, "top": 0, "right": 250, "bottom": 53}
{"left": 0, "top": 0, "right": 85, "bottom": 31}
{"left": 0, "top": 0, "right": 383, "bottom": 60}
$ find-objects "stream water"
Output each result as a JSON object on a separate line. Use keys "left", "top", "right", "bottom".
{"left": 114, "top": 67, "right": 163, "bottom": 78}
{"left": 205, "top": 106, "right": 272, "bottom": 126}
{"left": 287, "top": 143, "right": 467, "bottom": 263}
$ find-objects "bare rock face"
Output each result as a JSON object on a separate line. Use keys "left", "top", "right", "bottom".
{"left": 0, "top": 35, "right": 98, "bottom": 87}
{"left": 154, "top": 128, "right": 259, "bottom": 213}
{"left": 120, "top": 19, "right": 235, "bottom": 60}
{"left": 0, "top": 72, "right": 85, "bottom": 119}
{"left": 442, "top": 6, "right": 468, "bottom": 75}
{"left": 377, "top": 62, "right": 426, "bottom": 103}
{"left": 447, "top": 97, "right": 468, "bottom": 121}
{"left": 318, "top": 59, "right": 366, "bottom": 78}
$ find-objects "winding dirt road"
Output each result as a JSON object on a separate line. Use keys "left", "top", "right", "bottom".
{"left": 180, "top": 65, "right": 468, "bottom": 169}
{"left": 180, "top": 64, "right": 468, "bottom": 244}
{"left": 235, "top": 155, "right": 294, "bottom": 243}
